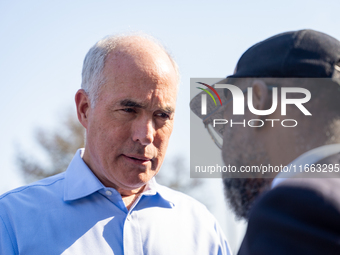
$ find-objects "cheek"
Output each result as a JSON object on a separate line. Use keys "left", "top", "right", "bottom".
{"left": 154, "top": 133, "right": 169, "bottom": 152}
{"left": 151, "top": 134, "right": 170, "bottom": 171}
{"left": 154, "top": 125, "right": 173, "bottom": 153}
{"left": 87, "top": 118, "right": 131, "bottom": 150}
{"left": 222, "top": 128, "right": 238, "bottom": 155}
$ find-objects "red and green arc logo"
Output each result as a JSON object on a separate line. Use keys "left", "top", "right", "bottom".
{"left": 196, "top": 82, "right": 223, "bottom": 106}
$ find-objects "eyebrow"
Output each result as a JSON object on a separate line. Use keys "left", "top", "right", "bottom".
{"left": 119, "top": 99, "right": 175, "bottom": 114}
{"left": 162, "top": 106, "right": 175, "bottom": 115}
{"left": 120, "top": 99, "right": 147, "bottom": 109}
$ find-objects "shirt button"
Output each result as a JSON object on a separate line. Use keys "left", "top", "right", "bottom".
{"left": 126, "top": 214, "right": 132, "bottom": 221}
{"left": 105, "top": 190, "right": 112, "bottom": 196}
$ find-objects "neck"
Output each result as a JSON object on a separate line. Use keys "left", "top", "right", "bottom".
{"left": 119, "top": 185, "right": 146, "bottom": 210}
{"left": 81, "top": 150, "right": 147, "bottom": 209}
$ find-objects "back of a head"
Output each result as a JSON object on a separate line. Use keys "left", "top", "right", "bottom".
{"left": 230, "top": 29, "right": 340, "bottom": 79}
{"left": 230, "top": 29, "right": 340, "bottom": 116}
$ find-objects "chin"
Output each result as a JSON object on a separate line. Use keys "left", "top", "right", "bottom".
{"left": 123, "top": 175, "right": 151, "bottom": 189}
{"left": 137, "top": 173, "right": 154, "bottom": 184}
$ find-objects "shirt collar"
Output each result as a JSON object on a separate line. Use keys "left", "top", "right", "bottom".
{"left": 64, "top": 149, "right": 175, "bottom": 206}
{"left": 64, "top": 149, "right": 105, "bottom": 201}
{"left": 143, "top": 177, "right": 175, "bottom": 206}
{"left": 271, "top": 143, "right": 340, "bottom": 188}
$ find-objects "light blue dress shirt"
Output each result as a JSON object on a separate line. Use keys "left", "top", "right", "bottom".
{"left": 0, "top": 149, "right": 231, "bottom": 255}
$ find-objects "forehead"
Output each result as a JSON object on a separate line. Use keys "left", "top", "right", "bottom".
{"left": 98, "top": 48, "right": 178, "bottom": 108}
{"left": 104, "top": 39, "right": 177, "bottom": 82}
{"left": 100, "top": 81, "right": 177, "bottom": 110}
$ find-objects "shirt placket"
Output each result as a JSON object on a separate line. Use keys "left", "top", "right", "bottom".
{"left": 123, "top": 195, "right": 144, "bottom": 255}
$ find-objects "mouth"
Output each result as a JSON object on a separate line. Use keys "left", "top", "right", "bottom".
{"left": 122, "top": 154, "right": 153, "bottom": 165}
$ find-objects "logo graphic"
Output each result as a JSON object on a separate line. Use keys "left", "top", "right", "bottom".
{"left": 198, "top": 83, "right": 312, "bottom": 116}
{"left": 196, "top": 82, "right": 222, "bottom": 115}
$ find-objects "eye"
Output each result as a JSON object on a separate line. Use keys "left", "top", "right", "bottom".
{"left": 155, "top": 112, "right": 170, "bottom": 119}
{"left": 121, "top": 108, "right": 136, "bottom": 113}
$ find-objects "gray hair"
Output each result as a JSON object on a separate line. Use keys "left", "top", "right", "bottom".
{"left": 81, "top": 33, "right": 180, "bottom": 107}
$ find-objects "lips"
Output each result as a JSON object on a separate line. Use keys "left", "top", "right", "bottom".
{"left": 123, "top": 154, "right": 153, "bottom": 164}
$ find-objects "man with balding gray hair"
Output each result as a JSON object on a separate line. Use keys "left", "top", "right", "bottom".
{"left": 0, "top": 34, "right": 231, "bottom": 255}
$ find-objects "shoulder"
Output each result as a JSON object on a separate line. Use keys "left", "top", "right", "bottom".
{"left": 0, "top": 173, "right": 65, "bottom": 209}
{"left": 238, "top": 178, "right": 340, "bottom": 255}
{"left": 156, "top": 184, "right": 209, "bottom": 209}
{"left": 0, "top": 173, "right": 66, "bottom": 244}
{"left": 252, "top": 178, "right": 340, "bottom": 218}
{"left": 155, "top": 184, "right": 231, "bottom": 253}
{"left": 276, "top": 178, "right": 340, "bottom": 207}
{"left": 155, "top": 183, "right": 218, "bottom": 220}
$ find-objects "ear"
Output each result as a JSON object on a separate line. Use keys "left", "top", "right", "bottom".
{"left": 251, "top": 79, "right": 270, "bottom": 111}
{"left": 75, "top": 89, "right": 91, "bottom": 129}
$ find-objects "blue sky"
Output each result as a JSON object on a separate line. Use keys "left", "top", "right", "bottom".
{"left": 1, "top": 0, "right": 340, "bottom": 251}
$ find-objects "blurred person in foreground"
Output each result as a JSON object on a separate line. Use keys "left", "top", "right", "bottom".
{"left": 0, "top": 34, "right": 231, "bottom": 255}
{"left": 190, "top": 29, "right": 340, "bottom": 254}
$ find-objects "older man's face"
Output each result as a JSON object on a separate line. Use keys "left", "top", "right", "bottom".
{"left": 81, "top": 46, "right": 178, "bottom": 191}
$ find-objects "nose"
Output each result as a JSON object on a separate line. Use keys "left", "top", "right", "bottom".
{"left": 132, "top": 117, "right": 155, "bottom": 146}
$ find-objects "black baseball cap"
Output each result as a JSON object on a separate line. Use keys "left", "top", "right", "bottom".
{"left": 229, "top": 29, "right": 340, "bottom": 79}
{"left": 190, "top": 29, "right": 340, "bottom": 119}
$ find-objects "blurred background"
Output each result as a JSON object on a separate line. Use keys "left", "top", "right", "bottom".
{"left": 1, "top": 0, "right": 340, "bottom": 253}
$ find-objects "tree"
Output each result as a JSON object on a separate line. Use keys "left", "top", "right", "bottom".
{"left": 16, "top": 110, "right": 85, "bottom": 183}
